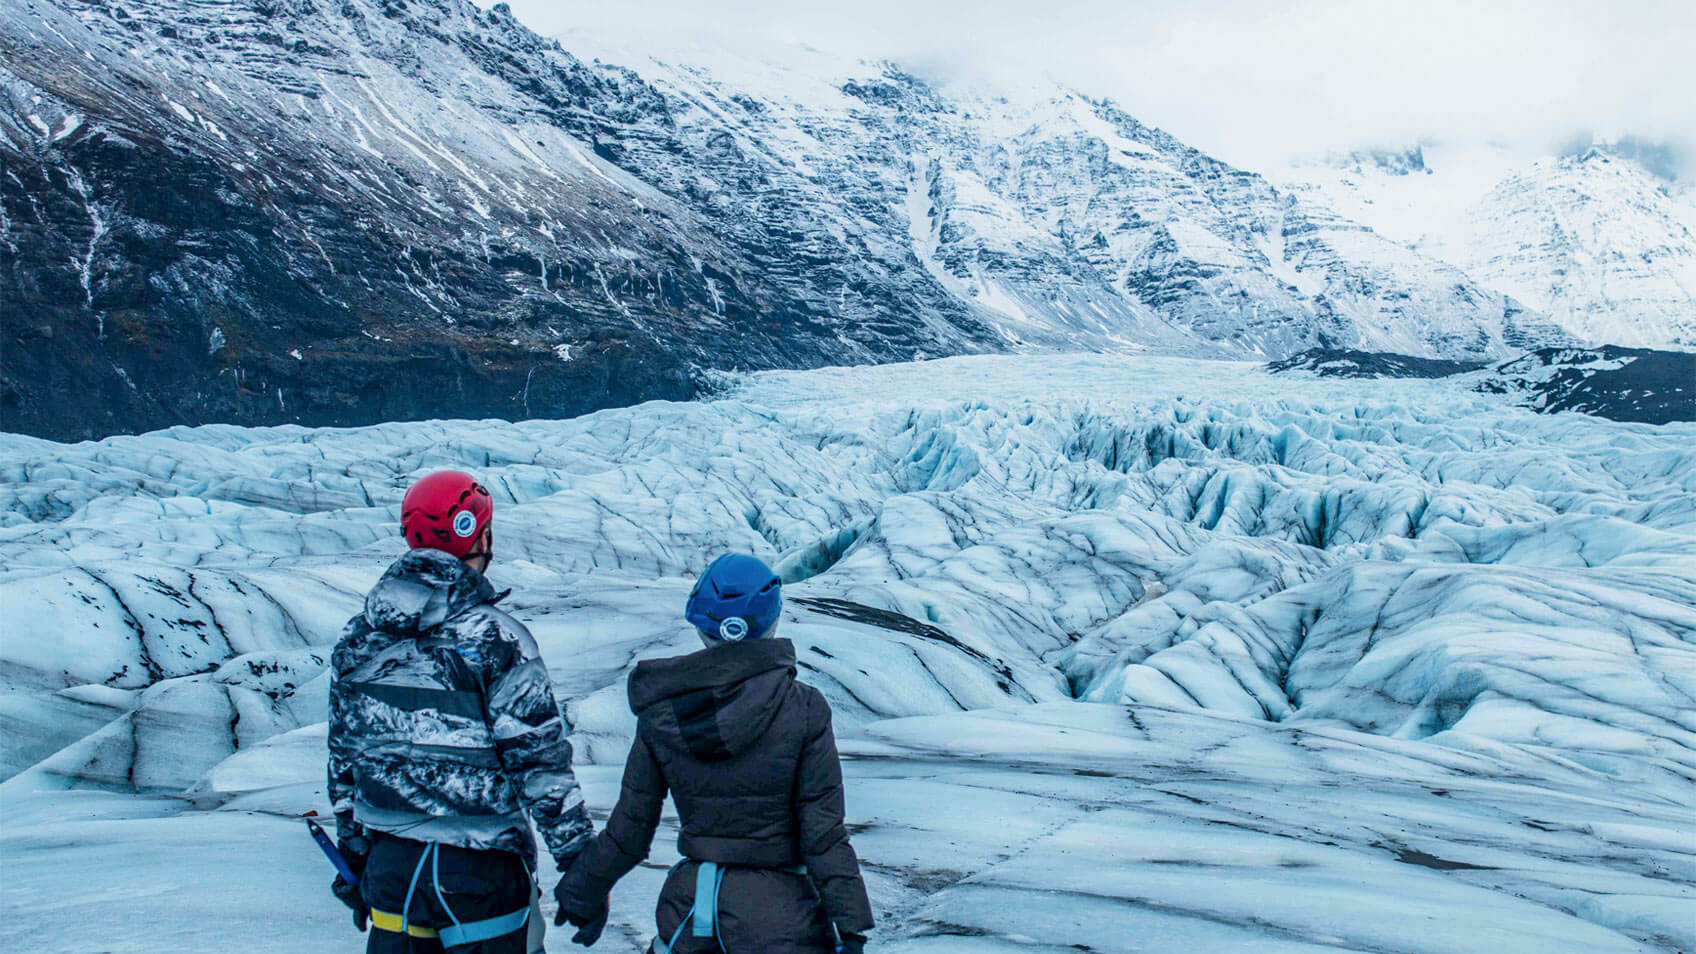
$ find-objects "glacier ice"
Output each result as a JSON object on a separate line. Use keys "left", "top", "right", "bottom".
{"left": 2, "top": 354, "right": 1692, "bottom": 952}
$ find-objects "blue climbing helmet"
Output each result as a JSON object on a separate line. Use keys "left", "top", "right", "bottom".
{"left": 686, "top": 553, "right": 783, "bottom": 644}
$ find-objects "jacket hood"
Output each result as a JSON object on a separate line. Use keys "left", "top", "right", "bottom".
{"left": 629, "top": 638, "right": 798, "bottom": 762}
{"left": 364, "top": 548, "right": 497, "bottom": 635}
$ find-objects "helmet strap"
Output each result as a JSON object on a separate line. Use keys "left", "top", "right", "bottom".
{"left": 464, "top": 525, "right": 493, "bottom": 570}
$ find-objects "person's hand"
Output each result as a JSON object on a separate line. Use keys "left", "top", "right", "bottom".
{"left": 838, "top": 931, "right": 868, "bottom": 954}
{"left": 548, "top": 900, "right": 606, "bottom": 946}
{"left": 330, "top": 835, "right": 369, "bottom": 932}
{"left": 551, "top": 877, "right": 571, "bottom": 927}
{"left": 331, "top": 874, "right": 367, "bottom": 931}
{"left": 551, "top": 877, "right": 607, "bottom": 945}
{"left": 569, "top": 908, "right": 608, "bottom": 947}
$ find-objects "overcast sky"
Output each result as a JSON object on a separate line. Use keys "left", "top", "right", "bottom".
{"left": 495, "top": 0, "right": 1694, "bottom": 172}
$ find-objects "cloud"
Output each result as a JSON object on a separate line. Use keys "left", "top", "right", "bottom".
{"left": 497, "top": 0, "right": 1696, "bottom": 172}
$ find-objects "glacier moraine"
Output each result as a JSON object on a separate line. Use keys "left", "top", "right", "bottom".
{"left": 2, "top": 354, "right": 1692, "bottom": 953}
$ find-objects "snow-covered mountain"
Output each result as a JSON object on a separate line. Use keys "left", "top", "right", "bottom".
{"left": 573, "top": 38, "right": 1569, "bottom": 362}
{"left": 1280, "top": 143, "right": 1696, "bottom": 349}
{"left": 2, "top": 0, "right": 1572, "bottom": 442}
{"left": 4, "top": 355, "right": 1693, "bottom": 951}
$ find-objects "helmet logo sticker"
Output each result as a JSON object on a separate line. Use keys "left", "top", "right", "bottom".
{"left": 719, "top": 616, "right": 749, "bottom": 641}
{"left": 452, "top": 510, "right": 478, "bottom": 538}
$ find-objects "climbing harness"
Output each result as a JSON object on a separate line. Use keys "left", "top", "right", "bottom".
{"left": 653, "top": 861, "right": 811, "bottom": 954}
{"left": 369, "top": 841, "right": 532, "bottom": 948}
{"left": 369, "top": 909, "right": 438, "bottom": 938}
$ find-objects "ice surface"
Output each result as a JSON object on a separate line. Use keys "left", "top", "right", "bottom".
{"left": 3, "top": 354, "right": 1692, "bottom": 952}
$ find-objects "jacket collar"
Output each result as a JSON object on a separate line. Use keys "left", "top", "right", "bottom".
{"left": 627, "top": 638, "right": 797, "bottom": 715}
{"left": 363, "top": 548, "right": 497, "bottom": 635}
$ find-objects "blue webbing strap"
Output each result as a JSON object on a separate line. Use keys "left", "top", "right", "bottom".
{"left": 656, "top": 860, "right": 723, "bottom": 953}
{"left": 432, "top": 842, "right": 533, "bottom": 948}
{"left": 401, "top": 842, "right": 432, "bottom": 931}
{"left": 660, "top": 905, "right": 694, "bottom": 954}
{"left": 693, "top": 861, "right": 723, "bottom": 939}
{"left": 439, "top": 907, "right": 531, "bottom": 948}
{"left": 654, "top": 860, "right": 809, "bottom": 953}
{"left": 389, "top": 840, "right": 534, "bottom": 949}
{"left": 431, "top": 842, "right": 464, "bottom": 938}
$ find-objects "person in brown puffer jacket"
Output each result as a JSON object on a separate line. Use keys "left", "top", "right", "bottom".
{"left": 553, "top": 554, "right": 874, "bottom": 953}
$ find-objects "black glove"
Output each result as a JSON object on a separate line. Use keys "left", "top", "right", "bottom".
{"left": 551, "top": 876, "right": 571, "bottom": 927}
{"left": 550, "top": 902, "right": 607, "bottom": 946}
{"left": 331, "top": 835, "right": 370, "bottom": 932}
{"left": 331, "top": 875, "right": 367, "bottom": 932}
{"left": 568, "top": 908, "right": 608, "bottom": 947}
{"left": 551, "top": 868, "right": 608, "bottom": 945}
{"left": 839, "top": 931, "right": 868, "bottom": 954}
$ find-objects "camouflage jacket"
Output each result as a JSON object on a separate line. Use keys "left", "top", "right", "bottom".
{"left": 327, "top": 548, "right": 593, "bottom": 869}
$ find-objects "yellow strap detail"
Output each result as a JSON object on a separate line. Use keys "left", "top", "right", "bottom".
{"left": 370, "top": 908, "right": 440, "bottom": 938}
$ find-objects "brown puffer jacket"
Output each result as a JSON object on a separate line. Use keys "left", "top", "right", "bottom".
{"left": 556, "top": 638, "right": 874, "bottom": 953}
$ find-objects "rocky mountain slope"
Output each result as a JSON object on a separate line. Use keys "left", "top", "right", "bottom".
{"left": 1, "top": 0, "right": 1008, "bottom": 441}
{"left": 3, "top": 0, "right": 1569, "bottom": 442}
{"left": 583, "top": 38, "right": 1570, "bottom": 360}
{"left": 1280, "top": 144, "right": 1696, "bottom": 349}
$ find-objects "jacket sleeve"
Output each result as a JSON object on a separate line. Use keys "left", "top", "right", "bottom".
{"left": 481, "top": 614, "right": 595, "bottom": 870}
{"left": 796, "top": 689, "right": 875, "bottom": 936}
{"left": 325, "top": 629, "right": 365, "bottom": 846}
{"left": 556, "top": 729, "right": 669, "bottom": 918}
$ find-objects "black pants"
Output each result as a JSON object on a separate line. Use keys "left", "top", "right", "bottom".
{"left": 361, "top": 833, "right": 532, "bottom": 954}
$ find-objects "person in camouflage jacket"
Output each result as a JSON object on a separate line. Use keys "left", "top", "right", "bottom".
{"left": 327, "top": 471, "right": 593, "bottom": 953}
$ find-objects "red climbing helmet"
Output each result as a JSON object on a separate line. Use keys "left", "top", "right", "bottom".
{"left": 400, "top": 470, "right": 493, "bottom": 560}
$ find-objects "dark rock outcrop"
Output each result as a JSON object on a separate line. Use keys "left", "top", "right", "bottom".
{"left": 1479, "top": 347, "right": 1696, "bottom": 425}
{"left": 1265, "top": 348, "right": 1489, "bottom": 379}
{"left": 1269, "top": 345, "right": 1696, "bottom": 424}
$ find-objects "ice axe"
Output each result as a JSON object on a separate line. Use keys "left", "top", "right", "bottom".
{"left": 305, "top": 812, "right": 360, "bottom": 886}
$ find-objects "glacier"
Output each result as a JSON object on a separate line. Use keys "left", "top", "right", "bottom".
{"left": 2, "top": 354, "right": 1693, "bottom": 952}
